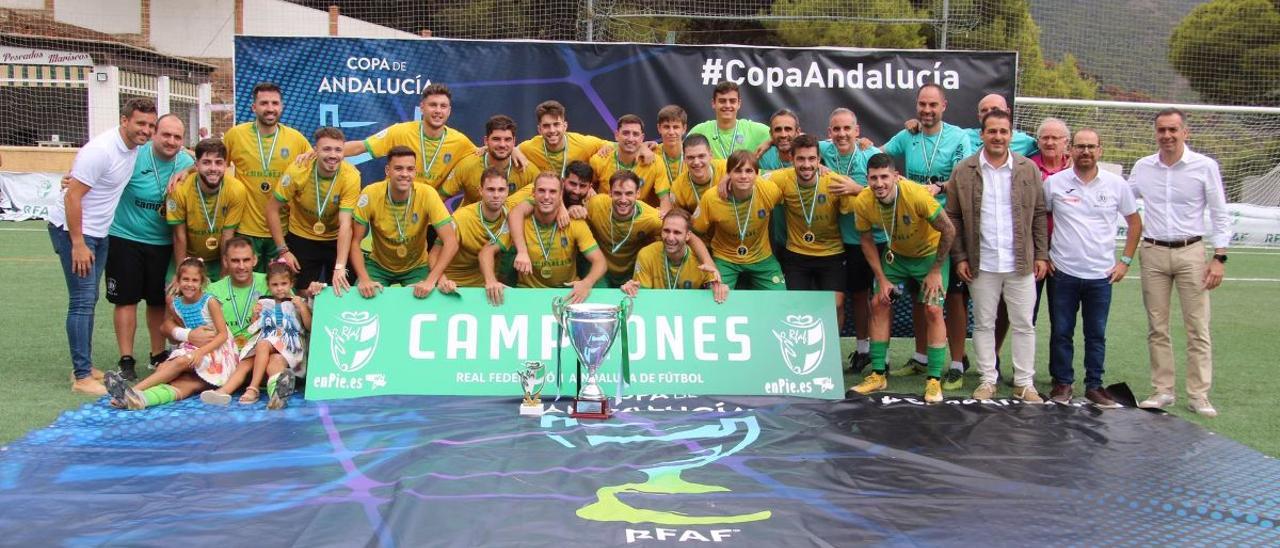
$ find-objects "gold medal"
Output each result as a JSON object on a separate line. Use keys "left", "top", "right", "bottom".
{"left": 313, "top": 221, "right": 326, "bottom": 234}
{"left": 802, "top": 231, "right": 815, "bottom": 243}
{"left": 205, "top": 236, "right": 219, "bottom": 250}
{"left": 540, "top": 266, "right": 553, "bottom": 279}
{"left": 234, "top": 335, "right": 247, "bottom": 348}
{"left": 736, "top": 245, "right": 748, "bottom": 257}
{"left": 395, "top": 245, "right": 408, "bottom": 258}
{"left": 885, "top": 250, "right": 896, "bottom": 264}
{"left": 157, "top": 204, "right": 167, "bottom": 218}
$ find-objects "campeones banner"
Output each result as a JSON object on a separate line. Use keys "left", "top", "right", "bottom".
{"left": 234, "top": 37, "right": 1017, "bottom": 181}
{"left": 306, "top": 288, "right": 844, "bottom": 401}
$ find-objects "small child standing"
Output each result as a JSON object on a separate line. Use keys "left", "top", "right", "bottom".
{"left": 105, "top": 258, "right": 238, "bottom": 409}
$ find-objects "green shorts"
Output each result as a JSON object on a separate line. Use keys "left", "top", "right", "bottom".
{"left": 237, "top": 234, "right": 278, "bottom": 273}
{"left": 714, "top": 255, "right": 786, "bottom": 290}
{"left": 874, "top": 252, "right": 950, "bottom": 306}
{"left": 367, "top": 259, "right": 430, "bottom": 287}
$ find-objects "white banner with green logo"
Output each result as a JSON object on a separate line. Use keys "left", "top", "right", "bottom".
{"left": 306, "top": 287, "right": 845, "bottom": 400}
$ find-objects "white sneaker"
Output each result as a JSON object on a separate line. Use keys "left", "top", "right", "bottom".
{"left": 1138, "top": 393, "right": 1175, "bottom": 409}
{"left": 1187, "top": 397, "right": 1218, "bottom": 418}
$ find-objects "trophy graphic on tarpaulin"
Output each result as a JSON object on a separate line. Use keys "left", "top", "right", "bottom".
{"left": 516, "top": 361, "right": 547, "bottom": 416}
{"left": 551, "top": 296, "right": 633, "bottom": 419}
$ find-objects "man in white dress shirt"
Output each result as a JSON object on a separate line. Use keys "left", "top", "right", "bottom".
{"left": 1129, "top": 108, "right": 1231, "bottom": 417}
{"left": 48, "top": 98, "right": 157, "bottom": 395}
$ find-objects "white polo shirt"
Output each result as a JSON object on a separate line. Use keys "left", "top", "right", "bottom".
{"left": 48, "top": 127, "right": 139, "bottom": 238}
{"left": 978, "top": 151, "right": 1015, "bottom": 273}
{"left": 1045, "top": 168, "right": 1138, "bottom": 280}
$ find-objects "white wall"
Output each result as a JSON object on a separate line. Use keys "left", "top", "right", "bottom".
{"left": 55, "top": 0, "right": 140, "bottom": 35}
{"left": 147, "top": 0, "right": 418, "bottom": 59}
{"left": 0, "top": 0, "right": 46, "bottom": 9}
{"left": 151, "top": 0, "right": 235, "bottom": 58}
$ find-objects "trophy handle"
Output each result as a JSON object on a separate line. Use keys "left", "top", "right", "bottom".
{"left": 550, "top": 296, "right": 567, "bottom": 327}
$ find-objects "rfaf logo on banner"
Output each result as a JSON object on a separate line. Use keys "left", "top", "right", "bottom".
{"left": 773, "top": 315, "right": 824, "bottom": 375}
{"left": 765, "top": 315, "right": 834, "bottom": 396}
{"left": 325, "top": 311, "right": 380, "bottom": 373}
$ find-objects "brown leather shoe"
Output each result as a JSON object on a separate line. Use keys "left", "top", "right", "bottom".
{"left": 1086, "top": 387, "right": 1122, "bottom": 409}
{"left": 1050, "top": 383, "right": 1073, "bottom": 403}
{"left": 71, "top": 376, "right": 107, "bottom": 396}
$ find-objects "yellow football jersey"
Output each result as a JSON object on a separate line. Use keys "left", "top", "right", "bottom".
{"left": 690, "top": 178, "right": 782, "bottom": 265}
{"left": 363, "top": 122, "right": 476, "bottom": 188}
{"left": 670, "top": 159, "right": 727, "bottom": 213}
{"left": 583, "top": 194, "right": 663, "bottom": 280}
{"left": 166, "top": 173, "right": 249, "bottom": 262}
{"left": 631, "top": 241, "right": 716, "bottom": 289}
{"left": 354, "top": 180, "right": 453, "bottom": 274}
{"left": 223, "top": 122, "right": 312, "bottom": 238}
{"left": 494, "top": 217, "right": 598, "bottom": 288}
{"left": 274, "top": 160, "right": 362, "bottom": 241}
{"left": 443, "top": 202, "right": 510, "bottom": 287}
{"left": 851, "top": 179, "right": 942, "bottom": 259}
{"left": 516, "top": 132, "right": 609, "bottom": 175}
{"left": 769, "top": 168, "right": 852, "bottom": 257}
{"left": 590, "top": 153, "right": 671, "bottom": 208}
{"left": 654, "top": 145, "right": 686, "bottom": 187}
{"left": 439, "top": 153, "right": 540, "bottom": 207}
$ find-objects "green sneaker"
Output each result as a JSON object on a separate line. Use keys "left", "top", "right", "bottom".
{"left": 889, "top": 357, "right": 928, "bottom": 377}
{"left": 941, "top": 368, "right": 964, "bottom": 390}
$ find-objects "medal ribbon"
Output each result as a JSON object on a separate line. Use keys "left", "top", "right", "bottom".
{"left": 313, "top": 164, "right": 338, "bottom": 229}
{"left": 798, "top": 178, "right": 820, "bottom": 230}
{"left": 531, "top": 216, "right": 557, "bottom": 275}
{"left": 386, "top": 181, "right": 413, "bottom": 243}
{"left": 729, "top": 188, "right": 755, "bottom": 251}
{"left": 417, "top": 124, "right": 447, "bottom": 181}
{"left": 542, "top": 138, "right": 570, "bottom": 178}
{"left": 715, "top": 122, "right": 740, "bottom": 158}
{"left": 195, "top": 179, "right": 223, "bottom": 235}
{"left": 663, "top": 247, "right": 688, "bottom": 289}
{"left": 476, "top": 203, "right": 507, "bottom": 246}
{"left": 252, "top": 125, "right": 279, "bottom": 175}
{"left": 609, "top": 207, "right": 638, "bottom": 254}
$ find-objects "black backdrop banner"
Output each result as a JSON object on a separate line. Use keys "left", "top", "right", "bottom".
{"left": 235, "top": 37, "right": 1016, "bottom": 180}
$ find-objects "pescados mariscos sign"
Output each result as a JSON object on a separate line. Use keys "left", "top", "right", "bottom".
{"left": 306, "top": 287, "right": 844, "bottom": 401}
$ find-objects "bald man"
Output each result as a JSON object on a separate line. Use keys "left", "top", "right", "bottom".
{"left": 962, "top": 94, "right": 1038, "bottom": 155}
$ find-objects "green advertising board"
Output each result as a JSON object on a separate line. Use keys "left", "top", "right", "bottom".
{"left": 306, "top": 287, "right": 844, "bottom": 400}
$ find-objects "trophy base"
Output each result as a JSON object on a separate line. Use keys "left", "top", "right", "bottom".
{"left": 570, "top": 398, "right": 611, "bottom": 420}
{"left": 519, "top": 402, "right": 544, "bottom": 416}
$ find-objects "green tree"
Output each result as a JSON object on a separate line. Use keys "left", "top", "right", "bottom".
{"left": 769, "top": 0, "right": 929, "bottom": 49}
{"left": 946, "top": 0, "right": 1097, "bottom": 99}
{"left": 1169, "top": 0, "right": 1280, "bottom": 106}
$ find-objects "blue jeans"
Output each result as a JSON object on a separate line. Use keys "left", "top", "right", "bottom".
{"left": 49, "top": 224, "right": 109, "bottom": 379}
{"left": 1048, "top": 272, "right": 1112, "bottom": 389}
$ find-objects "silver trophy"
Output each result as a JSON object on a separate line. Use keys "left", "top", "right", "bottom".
{"left": 552, "top": 297, "right": 633, "bottom": 419}
{"left": 516, "top": 361, "right": 547, "bottom": 416}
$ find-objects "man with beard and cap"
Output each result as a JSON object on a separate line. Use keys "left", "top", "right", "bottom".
{"left": 267, "top": 127, "right": 362, "bottom": 293}
{"left": 591, "top": 114, "right": 672, "bottom": 210}
{"left": 50, "top": 98, "right": 157, "bottom": 395}
{"left": 222, "top": 82, "right": 312, "bottom": 267}
{"left": 350, "top": 145, "right": 458, "bottom": 298}
{"left": 166, "top": 138, "right": 248, "bottom": 281}
{"left": 479, "top": 172, "right": 607, "bottom": 305}
{"left": 846, "top": 153, "right": 955, "bottom": 404}
{"left": 440, "top": 114, "right": 539, "bottom": 207}
{"left": 106, "top": 114, "right": 194, "bottom": 380}
{"left": 1044, "top": 129, "right": 1141, "bottom": 407}
{"left": 342, "top": 83, "right": 475, "bottom": 189}
{"left": 623, "top": 208, "right": 729, "bottom": 303}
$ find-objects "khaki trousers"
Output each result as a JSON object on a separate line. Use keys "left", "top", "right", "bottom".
{"left": 1139, "top": 241, "right": 1213, "bottom": 398}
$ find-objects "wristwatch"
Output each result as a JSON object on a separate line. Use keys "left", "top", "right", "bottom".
{"left": 1213, "top": 254, "right": 1228, "bottom": 264}
{"left": 1119, "top": 255, "right": 1133, "bottom": 266}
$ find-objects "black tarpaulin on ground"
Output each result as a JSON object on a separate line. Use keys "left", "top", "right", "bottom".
{"left": 0, "top": 394, "right": 1277, "bottom": 546}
